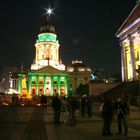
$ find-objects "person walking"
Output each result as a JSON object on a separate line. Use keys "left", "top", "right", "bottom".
{"left": 102, "top": 96, "right": 114, "bottom": 136}
{"left": 80, "top": 95, "right": 87, "bottom": 117}
{"left": 86, "top": 95, "right": 93, "bottom": 117}
{"left": 51, "top": 94, "right": 62, "bottom": 124}
{"left": 40, "top": 95, "right": 47, "bottom": 110}
{"left": 115, "top": 97, "right": 129, "bottom": 135}
{"left": 67, "top": 95, "right": 78, "bottom": 125}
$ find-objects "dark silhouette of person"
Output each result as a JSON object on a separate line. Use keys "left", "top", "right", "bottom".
{"left": 51, "top": 94, "right": 62, "bottom": 124}
{"left": 115, "top": 97, "right": 129, "bottom": 135}
{"left": 12, "top": 94, "right": 19, "bottom": 106}
{"left": 81, "top": 94, "right": 92, "bottom": 117}
{"left": 81, "top": 95, "right": 87, "bottom": 117}
{"left": 40, "top": 95, "right": 47, "bottom": 110}
{"left": 102, "top": 96, "right": 114, "bottom": 136}
{"left": 86, "top": 95, "right": 93, "bottom": 117}
{"left": 67, "top": 95, "right": 78, "bottom": 125}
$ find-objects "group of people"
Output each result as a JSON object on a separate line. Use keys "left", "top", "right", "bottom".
{"left": 39, "top": 93, "right": 130, "bottom": 136}
{"left": 101, "top": 94, "right": 130, "bottom": 136}
{"left": 51, "top": 94, "right": 80, "bottom": 125}
{"left": 50, "top": 94, "right": 93, "bottom": 125}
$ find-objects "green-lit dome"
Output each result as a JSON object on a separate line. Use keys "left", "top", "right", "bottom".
{"left": 36, "top": 18, "right": 58, "bottom": 43}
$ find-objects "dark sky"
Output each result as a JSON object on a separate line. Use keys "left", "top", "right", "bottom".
{"left": 0, "top": 0, "right": 137, "bottom": 75}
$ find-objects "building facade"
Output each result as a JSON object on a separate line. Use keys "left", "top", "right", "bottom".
{"left": 116, "top": 1, "right": 140, "bottom": 81}
{"left": 7, "top": 17, "right": 93, "bottom": 97}
{"left": 66, "top": 60, "right": 92, "bottom": 94}
{"left": 18, "top": 66, "right": 68, "bottom": 96}
{"left": 18, "top": 19, "right": 68, "bottom": 97}
{"left": 31, "top": 18, "right": 65, "bottom": 70}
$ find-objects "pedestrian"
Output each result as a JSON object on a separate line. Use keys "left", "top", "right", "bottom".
{"left": 86, "top": 95, "right": 93, "bottom": 117}
{"left": 80, "top": 94, "right": 87, "bottom": 117}
{"left": 51, "top": 94, "right": 62, "bottom": 124}
{"left": 67, "top": 95, "right": 78, "bottom": 125}
{"left": 40, "top": 95, "right": 47, "bottom": 110}
{"left": 115, "top": 96, "right": 129, "bottom": 135}
{"left": 102, "top": 96, "right": 114, "bottom": 136}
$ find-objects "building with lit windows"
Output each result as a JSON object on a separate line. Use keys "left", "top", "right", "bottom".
{"left": 30, "top": 19, "right": 65, "bottom": 71}
{"left": 18, "top": 19, "right": 68, "bottom": 97}
{"left": 6, "top": 17, "right": 94, "bottom": 97}
{"left": 66, "top": 60, "right": 92, "bottom": 94}
{"left": 116, "top": 1, "right": 140, "bottom": 81}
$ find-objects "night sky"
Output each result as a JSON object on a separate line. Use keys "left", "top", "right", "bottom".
{"left": 0, "top": 0, "right": 137, "bottom": 75}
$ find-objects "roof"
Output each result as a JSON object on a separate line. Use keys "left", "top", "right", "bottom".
{"left": 116, "top": 1, "right": 140, "bottom": 36}
{"left": 29, "top": 66, "right": 68, "bottom": 75}
{"left": 69, "top": 62, "right": 86, "bottom": 68}
{"left": 66, "top": 60, "right": 92, "bottom": 73}
{"left": 40, "top": 18, "right": 55, "bottom": 34}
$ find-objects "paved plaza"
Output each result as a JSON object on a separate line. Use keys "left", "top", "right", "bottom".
{"left": 0, "top": 104, "right": 140, "bottom": 140}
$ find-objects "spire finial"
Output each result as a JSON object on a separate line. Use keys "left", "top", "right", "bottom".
{"left": 21, "top": 61, "right": 23, "bottom": 70}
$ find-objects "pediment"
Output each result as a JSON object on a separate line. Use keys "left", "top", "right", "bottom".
{"left": 29, "top": 66, "right": 67, "bottom": 75}
{"left": 116, "top": 1, "right": 140, "bottom": 35}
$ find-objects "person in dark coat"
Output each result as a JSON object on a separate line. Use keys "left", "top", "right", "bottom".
{"left": 40, "top": 95, "right": 47, "bottom": 110}
{"left": 80, "top": 95, "right": 87, "bottom": 117}
{"left": 115, "top": 97, "right": 129, "bottom": 135}
{"left": 67, "top": 95, "right": 78, "bottom": 125}
{"left": 86, "top": 95, "right": 93, "bottom": 117}
{"left": 102, "top": 96, "right": 114, "bottom": 136}
{"left": 51, "top": 94, "right": 62, "bottom": 124}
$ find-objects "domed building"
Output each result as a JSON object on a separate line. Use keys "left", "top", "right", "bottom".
{"left": 66, "top": 60, "right": 92, "bottom": 94}
{"left": 16, "top": 18, "right": 93, "bottom": 97}
{"left": 31, "top": 18, "right": 65, "bottom": 70}
{"left": 18, "top": 18, "right": 68, "bottom": 97}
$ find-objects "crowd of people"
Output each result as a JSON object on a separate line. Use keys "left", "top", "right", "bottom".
{"left": 41, "top": 93, "right": 93, "bottom": 125}
{"left": 38, "top": 93, "right": 130, "bottom": 136}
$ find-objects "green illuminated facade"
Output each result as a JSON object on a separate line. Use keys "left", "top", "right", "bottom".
{"left": 18, "top": 19, "right": 68, "bottom": 97}
{"left": 17, "top": 19, "right": 92, "bottom": 97}
{"left": 18, "top": 66, "right": 68, "bottom": 96}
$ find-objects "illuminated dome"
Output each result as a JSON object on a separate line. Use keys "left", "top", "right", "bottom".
{"left": 40, "top": 18, "right": 55, "bottom": 34}
{"left": 66, "top": 60, "right": 92, "bottom": 72}
{"left": 31, "top": 17, "right": 65, "bottom": 71}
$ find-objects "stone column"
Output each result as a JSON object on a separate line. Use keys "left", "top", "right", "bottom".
{"left": 28, "top": 76, "right": 31, "bottom": 93}
{"left": 36, "top": 76, "right": 38, "bottom": 95}
{"left": 18, "top": 76, "right": 21, "bottom": 93}
{"left": 58, "top": 77, "right": 60, "bottom": 96}
{"left": 128, "top": 35, "right": 136, "bottom": 80}
{"left": 51, "top": 76, "right": 53, "bottom": 96}
{"left": 65, "top": 76, "right": 68, "bottom": 97}
{"left": 44, "top": 76, "right": 46, "bottom": 95}
{"left": 120, "top": 42, "right": 128, "bottom": 81}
